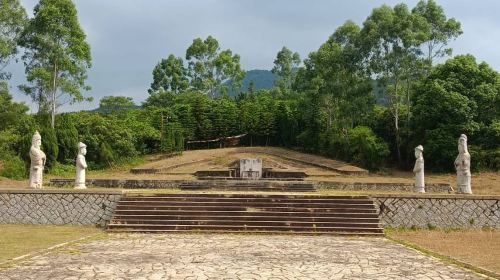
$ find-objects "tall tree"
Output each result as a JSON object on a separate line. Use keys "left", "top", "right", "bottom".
{"left": 272, "top": 46, "right": 300, "bottom": 93}
{"left": 0, "top": 0, "right": 27, "bottom": 80}
{"left": 185, "top": 36, "right": 244, "bottom": 98}
{"left": 19, "top": 0, "right": 92, "bottom": 128}
{"left": 149, "top": 54, "right": 188, "bottom": 94}
{"left": 360, "top": 4, "right": 421, "bottom": 164}
{"left": 412, "top": 0, "right": 462, "bottom": 69}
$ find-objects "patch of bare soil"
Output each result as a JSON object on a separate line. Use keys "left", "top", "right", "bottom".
{"left": 0, "top": 177, "right": 27, "bottom": 189}
{"left": 388, "top": 229, "right": 500, "bottom": 275}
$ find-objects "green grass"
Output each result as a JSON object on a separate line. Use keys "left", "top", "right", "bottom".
{"left": 0, "top": 224, "right": 102, "bottom": 263}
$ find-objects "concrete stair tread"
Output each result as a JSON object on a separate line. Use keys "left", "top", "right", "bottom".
{"left": 120, "top": 198, "right": 373, "bottom": 204}
{"left": 111, "top": 215, "right": 379, "bottom": 220}
{"left": 113, "top": 210, "right": 378, "bottom": 216}
{"left": 110, "top": 219, "right": 380, "bottom": 225}
{"left": 106, "top": 229, "right": 384, "bottom": 236}
{"left": 116, "top": 203, "right": 375, "bottom": 208}
{"left": 125, "top": 194, "right": 370, "bottom": 199}
{"left": 107, "top": 223, "right": 383, "bottom": 231}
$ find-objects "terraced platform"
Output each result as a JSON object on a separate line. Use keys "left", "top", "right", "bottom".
{"left": 107, "top": 193, "right": 383, "bottom": 235}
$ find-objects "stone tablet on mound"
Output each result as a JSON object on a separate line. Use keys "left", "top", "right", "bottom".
{"left": 239, "top": 158, "right": 262, "bottom": 179}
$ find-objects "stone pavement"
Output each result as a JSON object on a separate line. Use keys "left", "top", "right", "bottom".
{"left": 0, "top": 234, "right": 485, "bottom": 280}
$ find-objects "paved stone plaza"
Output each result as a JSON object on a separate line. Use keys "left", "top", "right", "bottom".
{"left": 0, "top": 234, "right": 484, "bottom": 280}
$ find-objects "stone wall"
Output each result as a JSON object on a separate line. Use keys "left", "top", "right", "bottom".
{"left": 317, "top": 182, "right": 451, "bottom": 192}
{"left": 0, "top": 190, "right": 122, "bottom": 226}
{"left": 373, "top": 195, "right": 500, "bottom": 229}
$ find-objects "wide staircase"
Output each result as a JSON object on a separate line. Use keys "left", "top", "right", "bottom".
{"left": 107, "top": 193, "right": 383, "bottom": 236}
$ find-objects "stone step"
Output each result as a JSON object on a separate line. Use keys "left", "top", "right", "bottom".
{"left": 111, "top": 215, "right": 379, "bottom": 223}
{"left": 116, "top": 201, "right": 375, "bottom": 208}
{"left": 109, "top": 219, "right": 380, "bottom": 228}
{"left": 114, "top": 206, "right": 377, "bottom": 213}
{"left": 113, "top": 209, "right": 379, "bottom": 217}
{"left": 120, "top": 197, "right": 371, "bottom": 204}
{"left": 107, "top": 224, "right": 384, "bottom": 233}
{"left": 124, "top": 193, "right": 370, "bottom": 199}
{"left": 182, "top": 188, "right": 314, "bottom": 192}
{"left": 106, "top": 229, "right": 384, "bottom": 236}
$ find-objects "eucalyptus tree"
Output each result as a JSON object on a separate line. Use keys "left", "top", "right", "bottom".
{"left": 412, "top": 0, "right": 462, "bottom": 69}
{"left": 186, "top": 36, "right": 244, "bottom": 98}
{"left": 0, "top": 0, "right": 27, "bottom": 80}
{"left": 272, "top": 46, "right": 300, "bottom": 93}
{"left": 360, "top": 3, "right": 422, "bottom": 164}
{"left": 149, "top": 54, "right": 189, "bottom": 94}
{"left": 19, "top": 0, "right": 92, "bottom": 128}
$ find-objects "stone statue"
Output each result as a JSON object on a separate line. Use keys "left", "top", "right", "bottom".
{"left": 454, "top": 134, "right": 472, "bottom": 194}
{"left": 75, "top": 142, "right": 88, "bottom": 189}
{"left": 413, "top": 145, "right": 425, "bottom": 193}
{"left": 29, "top": 131, "right": 46, "bottom": 189}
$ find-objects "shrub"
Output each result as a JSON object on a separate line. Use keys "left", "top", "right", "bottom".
{"left": 348, "top": 126, "right": 390, "bottom": 171}
{"left": 0, "top": 154, "right": 26, "bottom": 180}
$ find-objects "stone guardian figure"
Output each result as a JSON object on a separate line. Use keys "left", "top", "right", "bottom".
{"left": 75, "top": 142, "right": 88, "bottom": 189}
{"left": 454, "top": 134, "right": 472, "bottom": 194}
{"left": 413, "top": 145, "right": 425, "bottom": 193}
{"left": 29, "top": 131, "right": 46, "bottom": 189}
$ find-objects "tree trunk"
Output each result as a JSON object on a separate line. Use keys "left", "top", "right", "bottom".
{"left": 393, "top": 78, "right": 402, "bottom": 165}
{"left": 51, "top": 60, "right": 58, "bottom": 128}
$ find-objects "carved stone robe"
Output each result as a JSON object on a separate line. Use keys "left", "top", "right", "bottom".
{"left": 29, "top": 146, "right": 46, "bottom": 189}
{"left": 413, "top": 157, "right": 425, "bottom": 193}
{"left": 75, "top": 154, "right": 87, "bottom": 189}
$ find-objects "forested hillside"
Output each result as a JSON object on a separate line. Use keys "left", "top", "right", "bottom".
{"left": 0, "top": 0, "right": 498, "bottom": 179}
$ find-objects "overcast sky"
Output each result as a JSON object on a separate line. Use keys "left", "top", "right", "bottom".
{"left": 6, "top": 0, "right": 500, "bottom": 112}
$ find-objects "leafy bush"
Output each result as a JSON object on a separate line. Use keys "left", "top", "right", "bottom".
{"left": 348, "top": 126, "right": 389, "bottom": 171}
{"left": 0, "top": 154, "right": 26, "bottom": 179}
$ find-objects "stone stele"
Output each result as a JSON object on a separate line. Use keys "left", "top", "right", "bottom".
{"left": 239, "top": 158, "right": 262, "bottom": 179}
{"left": 29, "top": 131, "right": 46, "bottom": 189}
{"left": 413, "top": 145, "right": 425, "bottom": 193}
{"left": 75, "top": 142, "right": 88, "bottom": 189}
{"left": 454, "top": 134, "right": 472, "bottom": 194}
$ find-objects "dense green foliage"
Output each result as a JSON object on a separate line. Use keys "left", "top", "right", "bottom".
{"left": 0, "top": 0, "right": 498, "bottom": 179}
{"left": 0, "top": 0, "right": 27, "bottom": 80}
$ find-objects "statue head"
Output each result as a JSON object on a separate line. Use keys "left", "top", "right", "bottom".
{"left": 458, "top": 134, "right": 468, "bottom": 154}
{"left": 78, "top": 142, "right": 87, "bottom": 156}
{"left": 414, "top": 145, "right": 423, "bottom": 158}
{"left": 32, "top": 131, "right": 41, "bottom": 148}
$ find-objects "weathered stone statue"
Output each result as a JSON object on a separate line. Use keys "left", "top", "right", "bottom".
{"left": 29, "top": 131, "right": 46, "bottom": 189}
{"left": 413, "top": 145, "right": 425, "bottom": 193}
{"left": 454, "top": 134, "right": 472, "bottom": 194}
{"left": 75, "top": 142, "right": 88, "bottom": 189}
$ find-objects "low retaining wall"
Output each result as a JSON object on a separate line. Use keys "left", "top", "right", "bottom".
{"left": 50, "top": 179, "right": 185, "bottom": 188}
{"left": 0, "top": 190, "right": 122, "bottom": 226}
{"left": 317, "top": 181, "right": 452, "bottom": 192}
{"left": 373, "top": 195, "right": 500, "bottom": 229}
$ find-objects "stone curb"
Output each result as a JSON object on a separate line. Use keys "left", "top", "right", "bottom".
{"left": 386, "top": 236, "right": 500, "bottom": 279}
